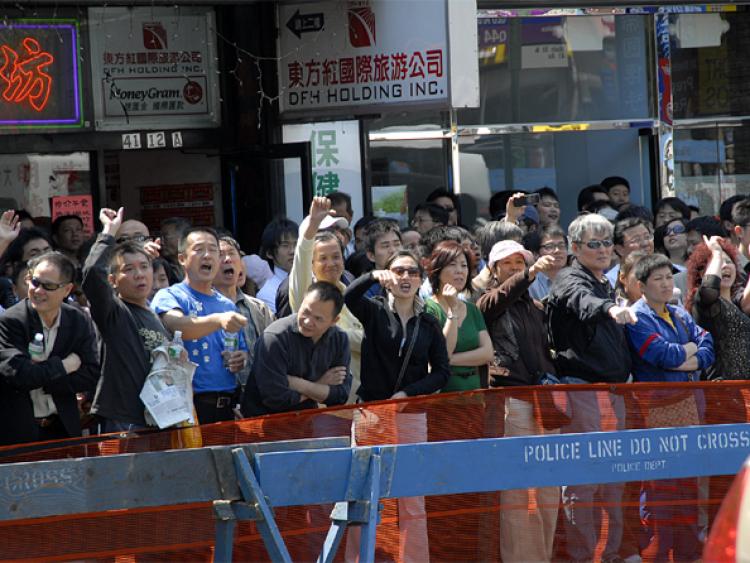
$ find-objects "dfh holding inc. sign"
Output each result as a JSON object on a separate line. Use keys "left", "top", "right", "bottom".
{"left": 278, "top": 0, "right": 479, "bottom": 116}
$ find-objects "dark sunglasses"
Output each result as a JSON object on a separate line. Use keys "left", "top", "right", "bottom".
{"left": 28, "top": 277, "right": 70, "bottom": 291}
{"left": 116, "top": 234, "right": 154, "bottom": 244}
{"left": 391, "top": 266, "right": 421, "bottom": 278}
{"left": 581, "top": 239, "right": 614, "bottom": 249}
{"left": 665, "top": 224, "right": 686, "bottom": 236}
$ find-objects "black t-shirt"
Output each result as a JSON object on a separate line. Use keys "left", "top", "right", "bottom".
{"left": 82, "top": 234, "right": 168, "bottom": 425}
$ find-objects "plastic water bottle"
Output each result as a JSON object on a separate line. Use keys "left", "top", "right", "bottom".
{"left": 223, "top": 332, "right": 238, "bottom": 367}
{"left": 168, "top": 330, "right": 184, "bottom": 361}
{"left": 28, "top": 333, "right": 44, "bottom": 361}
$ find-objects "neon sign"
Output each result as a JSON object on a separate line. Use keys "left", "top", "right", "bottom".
{"left": 0, "top": 37, "right": 54, "bottom": 112}
{"left": 0, "top": 21, "right": 82, "bottom": 129}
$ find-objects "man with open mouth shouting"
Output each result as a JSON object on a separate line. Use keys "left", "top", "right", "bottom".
{"left": 151, "top": 227, "right": 249, "bottom": 424}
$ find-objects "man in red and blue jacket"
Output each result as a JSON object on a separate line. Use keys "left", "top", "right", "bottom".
{"left": 625, "top": 253, "right": 713, "bottom": 562}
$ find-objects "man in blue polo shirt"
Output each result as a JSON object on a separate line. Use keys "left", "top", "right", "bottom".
{"left": 152, "top": 227, "right": 248, "bottom": 423}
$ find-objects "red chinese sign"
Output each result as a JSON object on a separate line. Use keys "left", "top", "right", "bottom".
{"left": 50, "top": 195, "right": 94, "bottom": 235}
{"left": 287, "top": 49, "right": 443, "bottom": 88}
{"left": 0, "top": 37, "right": 53, "bottom": 112}
{"left": 0, "top": 22, "right": 82, "bottom": 128}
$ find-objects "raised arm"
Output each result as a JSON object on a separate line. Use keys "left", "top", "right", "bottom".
{"left": 289, "top": 197, "right": 333, "bottom": 312}
{"left": 0, "top": 210, "right": 20, "bottom": 260}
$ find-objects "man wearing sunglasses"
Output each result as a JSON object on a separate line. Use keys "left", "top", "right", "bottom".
{"left": 0, "top": 251, "right": 99, "bottom": 445}
{"left": 546, "top": 213, "right": 636, "bottom": 563}
{"left": 82, "top": 207, "right": 170, "bottom": 433}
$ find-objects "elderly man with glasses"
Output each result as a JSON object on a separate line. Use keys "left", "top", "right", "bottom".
{"left": 546, "top": 213, "right": 637, "bottom": 563}
{"left": 0, "top": 251, "right": 99, "bottom": 445}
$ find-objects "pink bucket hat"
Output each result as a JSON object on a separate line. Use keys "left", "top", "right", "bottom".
{"left": 488, "top": 240, "right": 533, "bottom": 269}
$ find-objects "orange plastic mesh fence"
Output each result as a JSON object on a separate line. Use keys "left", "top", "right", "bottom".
{"left": 0, "top": 381, "right": 748, "bottom": 562}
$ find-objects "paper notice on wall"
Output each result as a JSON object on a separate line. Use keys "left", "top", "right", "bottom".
{"left": 50, "top": 194, "right": 95, "bottom": 235}
{"left": 521, "top": 44, "right": 568, "bottom": 69}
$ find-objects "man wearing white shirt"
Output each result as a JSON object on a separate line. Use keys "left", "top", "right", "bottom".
{"left": 257, "top": 218, "right": 298, "bottom": 314}
{"left": 0, "top": 252, "right": 99, "bottom": 445}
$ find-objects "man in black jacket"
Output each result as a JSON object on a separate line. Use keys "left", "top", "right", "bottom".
{"left": 546, "top": 213, "right": 636, "bottom": 563}
{"left": 0, "top": 252, "right": 99, "bottom": 445}
{"left": 83, "top": 207, "right": 170, "bottom": 432}
{"left": 241, "top": 281, "right": 351, "bottom": 417}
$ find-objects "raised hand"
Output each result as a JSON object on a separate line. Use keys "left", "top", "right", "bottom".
{"left": 441, "top": 283, "right": 460, "bottom": 310}
{"left": 143, "top": 239, "right": 161, "bottom": 259}
{"left": 703, "top": 234, "right": 724, "bottom": 255}
{"left": 504, "top": 192, "right": 527, "bottom": 225}
{"left": 530, "top": 254, "right": 557, "bottom": 278}
{"left": 309, "top": 197, "right": 333, "bottom": 228}
{"left": 0, "top": 209, "right": 20, "bottom": 247}
{"left": 99, "top": 207, "right": 124, "bottom": 236}
{"left": 216, "top": 311, "right": 248, "bottom": 332}
{"left": 371, "top": 269, "right": 400, "bottom": 292}
{"left": 608, "top": 305, "right": 637, "bottom": 325}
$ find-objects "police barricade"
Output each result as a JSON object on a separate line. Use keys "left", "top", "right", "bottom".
{"left": 0, "top": 381, "right": 747, "bottom": 562}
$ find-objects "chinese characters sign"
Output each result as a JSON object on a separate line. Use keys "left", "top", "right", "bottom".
{"left": 0, "top": 21, "right": 82, "bottom": 129}
{"left": 140, "top": 183, "right": 215, "bottom": 232}
{"left": 283, "top": 121, "right": 362, "bottom": 223}
{"left": 88, "top": 7, "right": 220, "bottom": 131}
{"left": 278, "top": 0, "right": 479, "bottom": 116}
{"left": 51, "top": 195, "right": 94, "bottom": 235}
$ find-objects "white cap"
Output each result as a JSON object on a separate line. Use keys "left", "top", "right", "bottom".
{"left": 299, "top": 214, "right": 349, "bottom": 237}
{"left": 488, "top": 240, "right": 533, "bottom": 269}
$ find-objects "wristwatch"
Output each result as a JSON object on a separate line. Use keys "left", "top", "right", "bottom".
{"left": 446, "top": 310, "right": 455, "bottom": 320}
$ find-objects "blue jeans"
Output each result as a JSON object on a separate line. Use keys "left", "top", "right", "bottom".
{"left": 559, "top": 376, "right": 625, "bottom": 561}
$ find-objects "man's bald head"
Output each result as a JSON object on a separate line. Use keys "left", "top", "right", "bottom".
{"left": 116, "top": 219, "right": 150, "bottom": 242}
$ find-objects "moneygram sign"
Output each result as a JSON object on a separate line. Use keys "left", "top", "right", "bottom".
{"left": 278, "top": 0, "right": 478, "bottom": 117}
{"left": 88, "top": 6, "right": 220, "bottom": 131}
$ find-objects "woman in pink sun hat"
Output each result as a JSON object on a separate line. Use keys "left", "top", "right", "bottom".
{"left": 477, "top": 238, "right": 560, "bottom": 563}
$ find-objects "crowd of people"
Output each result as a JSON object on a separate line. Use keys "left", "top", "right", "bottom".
{"left": 0, "top": 178, "right": 746, "bottom": 562}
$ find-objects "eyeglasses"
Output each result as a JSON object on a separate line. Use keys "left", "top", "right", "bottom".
{"left": 411, "top": 216, "right": 433, "bottom": 225}
{"left": 625, "top": 234, "right": 654, "bottom": 247}
{"left": 578, "top": 239, "right": 614, "bottom": 249}
{"left": 540, "top": 242, "right": 567, "bottom": 252}
{"left": 391, "top": 266, "right": 421, "bottom": 278}
{"left": 28, "top": 277, "right": 70, "bottom": 291}
{"left": 665, "top": 224, "right": 686, "bottom": 236}
{"left": 116, "top": 234, "right": 154, "bottom": 244}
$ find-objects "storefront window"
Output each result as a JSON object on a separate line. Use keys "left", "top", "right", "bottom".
{"left": 0, "top": 153, "right": 91, "bottom": 221}
{"left": 458, "top": 133, "right": 555, "bottom": 223}
{"left": 459, "top": 14, "right": 652, "bottom": 126}
{"left": 458, "top": 129, "right": 651, "bottom": 227}
{"left": 674, "top": 123, "right": 750, "bottom": 214}
{"left": 369, "top": 139, "right": 448, "bottom": 227}
{"left": 367, "top": 110, "right": 449, "bottom": 133}
{"left": 671, "top": 11, "right": 750, "bottom": 120}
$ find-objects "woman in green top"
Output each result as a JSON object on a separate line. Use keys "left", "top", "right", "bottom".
{"left": 425, "top": 240, "right": 494, "bottom": 391}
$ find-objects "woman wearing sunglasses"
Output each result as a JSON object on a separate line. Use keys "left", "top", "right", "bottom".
{"left": 345, "top": 250, "right": 450, "bottom": 562}
{"left": 424, "top": 241, "right": 493, "bottom": 392}
{"left": 344, "top": 250, "right": 450, "bottom": 402}
{"left": 655, "top": 218, "right": 689, "bottom": 272}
